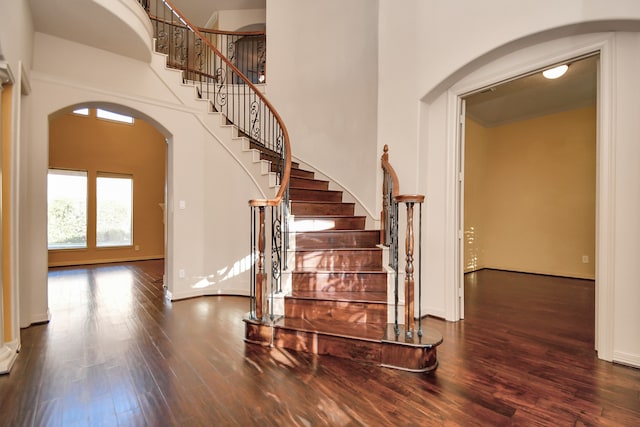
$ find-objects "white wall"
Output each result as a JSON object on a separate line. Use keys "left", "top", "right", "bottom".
{"left": 378, "top": 0, "right": 640, "bottom": 366}
{"left": 266, "top": 0, "right": 379, "bottom": 218}
{"left": 0, "top": 0, "right": 33, "bottom": 72}
{"left": 217, "top": 9, "right": 266, "bottom": 31}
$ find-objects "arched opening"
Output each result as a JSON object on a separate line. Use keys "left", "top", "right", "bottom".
{"left": 439, "top": 32, "right": 615, "bottom": 361}
{"left": 461, "top": 54, "right": 598, "bottom": 355}
{"left": 46, "top": 101, "right": 170, "bottom": 295}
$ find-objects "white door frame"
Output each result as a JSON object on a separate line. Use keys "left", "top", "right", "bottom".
{"left": 445, "top": 33, "right": 614, "bottom": 361}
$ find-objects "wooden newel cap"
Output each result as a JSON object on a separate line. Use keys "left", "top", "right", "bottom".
{"left": 249, "top": 199, "right": 268, "bottom": 207}
{"left": 395, "top": 194, "right": 425, "bottom": 203}
{"left": 249, "top": 198, "right": 282, "bottom": 207}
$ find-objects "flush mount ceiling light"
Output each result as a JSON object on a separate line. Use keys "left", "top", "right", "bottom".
{"left": 542, "top": 64, "right": 569, "bottom": 79}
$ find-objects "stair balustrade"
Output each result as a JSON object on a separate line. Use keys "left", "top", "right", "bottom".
{"left": 141, "top": 1, "right": 278, "bottom": 160}
{"left": 139, "top": 0, "right": 291, "bottom": 323}
{"left": 381, "top": 145, "right": 424, "bottom": 338}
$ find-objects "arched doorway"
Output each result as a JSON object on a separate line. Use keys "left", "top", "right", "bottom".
{"left": 444, "top": 33, "right": 615, "bottom": 361}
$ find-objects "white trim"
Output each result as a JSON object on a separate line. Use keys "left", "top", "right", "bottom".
{"left": 48, "top": 255, "right": 164, "bottom": 268}
{"left": 445, "top": 90, "right": 461, "bottom": 321}
{"left": 30, "top": 309, "right": 51, "bottom": 325}
{"left": 0, "top": 340, "right": 20, "bottom": 374}
{"left": 444, "top": 33, "right": 615, "bottom": 361}
{"left": 168, "top": 286, "right": 250, "bottom": 301}
{"left": 595, "top": 35, "right": 615, "bottom": 362}
{"left": 613, "top": 351, "right": 640, "bottom": 368}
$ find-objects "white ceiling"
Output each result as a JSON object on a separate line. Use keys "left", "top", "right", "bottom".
{"left": 465, "top": 55, "right": 598, "bottom": 127}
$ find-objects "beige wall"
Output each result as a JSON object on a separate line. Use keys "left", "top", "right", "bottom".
{"left": 48, "top": 109, "right": 166, "bottom": 266}
{"left": 463, "top": 118, "right": 490, "bottom": 272}
{"left": 464, "top": 105, "right": 596, "bottom": 279}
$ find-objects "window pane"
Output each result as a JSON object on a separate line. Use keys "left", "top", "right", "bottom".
{"left": 72, "top": 108, "right": 89, "bottom": 116}
{"left": 96, "top": 108, "right": 134, "bottom": 124}
{"left": 48, "top": 170, "right": 87, "bottom": 249}
{"left": 97, "top": 176, "right": 133, "bottom": 247}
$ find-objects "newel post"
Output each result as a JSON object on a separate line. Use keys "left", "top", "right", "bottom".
{"left": 396, "top": 195, "right": 424, "bottom": 338}
{"left": 256, "top": 206, "right": 266, "bottom": 320}
{"left": 250, "top": 201, "right": 268, "bottom": 321}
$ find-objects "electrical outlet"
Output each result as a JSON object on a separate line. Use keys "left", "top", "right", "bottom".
{"left": 582, "top": 255, "right": 589, "bottom": 263}
{"left": 135, "top": 245, "right": 140, "bottom": 251}
{"left": 179, "top": 269, "right": 185, "bottom": 278}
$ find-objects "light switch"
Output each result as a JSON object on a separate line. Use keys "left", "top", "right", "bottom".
{"left": 179, "top": 200, "right": 186, "bottom": 209}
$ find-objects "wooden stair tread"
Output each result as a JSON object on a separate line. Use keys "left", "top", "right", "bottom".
{"left": 289, "top": 188, "right": 343, "bottom": 202}
{"left": 295, "top": 247, "right": 382, "bottom": 253}
{"left": 290, "top": 170, "right": 315, "bottom": 180}
{"left": 289, "top": 291, "right": 387, "bottom": 303}
{"left": 294, "top": 214, "right": 366, "bottom": 219}
{"left": 293, "top": 267, "right": 386, "bottom": 273}
{"left": 291, "top": 215, "right": 366, "bottom": 231}
{"left": 274, "top": 317, "right": 385, "bottom": 342}
{"left": 290, "top": 176, "right": 328, "bottom": 184}
{"left": 296, "top": 229, "right": 380, "bottom": 249}
{"left": 296, "top": 229, "right": 377, "bottom": 233}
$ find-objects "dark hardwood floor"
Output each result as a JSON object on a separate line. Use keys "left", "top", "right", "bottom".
{"left": 0, "top": 262, "right": 638, "bottom": 426}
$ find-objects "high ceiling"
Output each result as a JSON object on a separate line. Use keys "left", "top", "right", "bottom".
{"left": 465, "top": 55, "right": 598, "bottom": 127}
{"left": 27, "top": 0, "right": 594, "bottom": 127}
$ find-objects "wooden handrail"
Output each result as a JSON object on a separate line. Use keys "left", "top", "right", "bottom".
{"left": 162, "top": 0, "right": 291, "bottom": 205}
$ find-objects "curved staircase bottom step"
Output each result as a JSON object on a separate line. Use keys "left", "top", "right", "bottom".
{"left": 380, "top": 324, "right": 443, "bottom": 373}
{"left": 243, "top": 317, "right": 442, "bottom": 372}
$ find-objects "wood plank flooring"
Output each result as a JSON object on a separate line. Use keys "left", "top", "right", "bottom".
{"left": 0, "top": 262, "right": 638, "bottom": 426}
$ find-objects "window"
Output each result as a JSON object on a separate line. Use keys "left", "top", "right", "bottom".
{"left": 96, "top": 175, "right": 133, "bottom": 247}
{"left": 96, "top": 108, "right": 134, "bottom": 124}
{"left": 72, "top": 108, "right": 89, "bottom": 116}
{"left": 47, "top": 169, "right": 88, "bottom": 249}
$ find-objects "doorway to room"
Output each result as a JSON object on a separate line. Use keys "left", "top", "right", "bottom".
{"left": 47, "top": 104, "right": 168, "bottom": 268}
{"left": 458, "top": 55, "right": 598, "bottom": 342}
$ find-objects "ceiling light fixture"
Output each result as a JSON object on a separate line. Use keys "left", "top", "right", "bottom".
{"left": 542, "top": 64, "right": 569, "bottom": 79}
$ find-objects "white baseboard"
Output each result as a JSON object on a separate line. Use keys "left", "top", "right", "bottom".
{"left": 613, "top": 351, "right": 640, "bottom": 368}
{"left": 48, "top": 255, "right": 164, "bottom": 268}
{"left": 168, "top": 287, "right": 249, "bottom": 301}
{"left": 0, "top": 340, "right": 20, "bottom": 374}
{"left": 30, "top": 308, "right": 51, "bottom": 325}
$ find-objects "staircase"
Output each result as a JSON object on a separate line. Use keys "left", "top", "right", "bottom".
{"left": 143, "top": 0, "right": 441, "bottom": 373}
{"left": 245, "top": 163, "right": 443, "bottom": 372}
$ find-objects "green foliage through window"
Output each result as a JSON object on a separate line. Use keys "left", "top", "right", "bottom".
{"left": 48, "top": 170, "right": 87, "bottom": 249}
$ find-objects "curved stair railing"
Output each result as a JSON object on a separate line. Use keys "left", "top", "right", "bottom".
{"left": 140, "top": 0, "right": 291, "bottom": 322}
{"left": 381, "top": 145, "right": 424, "bottom": 338}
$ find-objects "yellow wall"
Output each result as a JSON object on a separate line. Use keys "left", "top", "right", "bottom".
{"left": 463, "top": 118, "right": 490, "bottom": 272}
{"left": 2, "top": 84, "right": 11, "bottom": 340}
{"left": 48, "top": 110, "right": 166, "bottom": 266}
{"left": 464, "top": 105, "right": 596, "bottom": 279}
